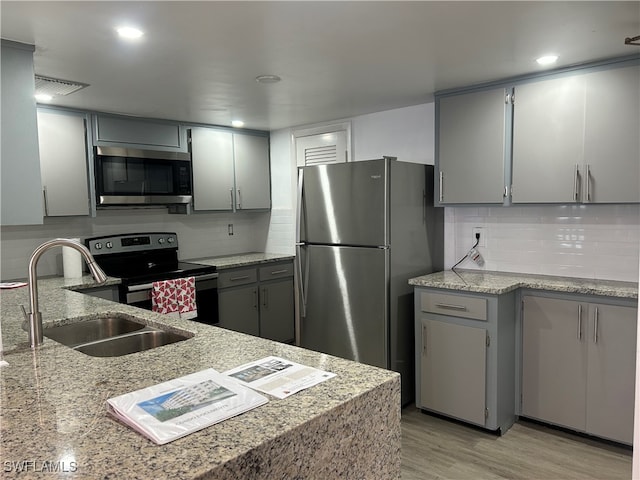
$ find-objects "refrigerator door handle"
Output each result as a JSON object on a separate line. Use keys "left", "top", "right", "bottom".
{"left": 295, "top": 168, "right": 304, "bottom": 244}
{"left": 295, "top": 245, "right": 307, "bottom": 318}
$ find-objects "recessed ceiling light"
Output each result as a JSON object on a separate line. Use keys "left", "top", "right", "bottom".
{"left": 116, "top": 26, "right": 144, "bottom": 40}
{"left": 255, "top": 74, "right": 281, "bottom": 84}
{"left": 231, "top": 120, "right": 245, "bottom": 128}
{"left": 34, "top": 93, "right": 53, "bottom": 102}
{"left": 536, "top": 55, "right": 559, "bottom": 66}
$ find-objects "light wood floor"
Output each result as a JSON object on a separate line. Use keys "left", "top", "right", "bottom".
{"left": 401, "top": 406, "right": 632, "bottom": 480}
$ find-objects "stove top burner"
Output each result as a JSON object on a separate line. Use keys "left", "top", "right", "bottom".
{"left": 84, "top": 232, "right": 217, "bottom": 284}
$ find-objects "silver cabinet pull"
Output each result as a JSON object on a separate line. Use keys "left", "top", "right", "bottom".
{"left": 439, "top": 171, "right": 444, "bottom": 202}
{"left": 229, "top": 275, "right": 250, "bottom": 282}
{"left": 229, "top": 188, "right": 234, "bottom": 208}
{"left": 435, "top": 303, "right": 468, "bottom": 311}
{"left": 593, "top": 306, "right": 599, "bottom": 344}
{"left": 270, "top": 269, "right": 288, "bottom": 275}
{"left": 42, "top": 187, "right": 49, "bottom": 217}
{"left": 586, "top": 164, "right": 592, "bottom": 202}
{"left": 577, "top": 304, "right": 583, "bottom": 340}
{"left": 573, "top": 164, "right": 580, "bottom": 202}
{"left": 237, "top": 189, "right": 242, "bottom": 209}
{"left": 253, "top": 289, "right": 258, "bottom": 309}
{"left": 422, "top": 323, "right": 427, "bottom": 355}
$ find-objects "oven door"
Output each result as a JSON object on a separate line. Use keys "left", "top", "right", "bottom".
{"left": 124, "top": 273, "right": 219, "bottom": 325}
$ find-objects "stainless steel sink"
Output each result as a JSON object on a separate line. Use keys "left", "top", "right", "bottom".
{"left": 43, "top": 314, "right": 146, "bottom": 347}
{"left": 43, "top": 313, "right": 191, "bottom": 357}
{"left": 75, "top": 330, "right": 188, "bottom": 357}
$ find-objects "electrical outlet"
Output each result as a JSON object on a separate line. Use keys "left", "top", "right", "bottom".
{"left": 228, "top": 224, "right": 234, "bottom": 236}
{"left": 472, "top": 227, "right": 486, "bottom": 247}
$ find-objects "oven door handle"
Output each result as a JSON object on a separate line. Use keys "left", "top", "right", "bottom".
{"left": 126, "top": 272, "right": 219, "bottom": 292}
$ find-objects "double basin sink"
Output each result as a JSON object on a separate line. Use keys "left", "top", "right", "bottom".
{"left": 43, "top": 313, "right": 191, "bottom": 357}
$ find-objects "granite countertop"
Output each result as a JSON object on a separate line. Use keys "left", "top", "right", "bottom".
{"left": 409, "top": 269, "right": 638, "bottom": 299}
{"left": 0, "top": 274, "right": 399, "bottom": 479}
{"left": 185, "top": 252, "right": 294, "bottom": 270}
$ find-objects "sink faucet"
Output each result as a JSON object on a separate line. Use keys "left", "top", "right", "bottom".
{"left": 25, "top": 238, "right": 108, "bottom": 348}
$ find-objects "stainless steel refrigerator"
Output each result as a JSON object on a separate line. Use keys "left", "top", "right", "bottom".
{"left": 295, "top": 157, "right": 443, "bottom": 405}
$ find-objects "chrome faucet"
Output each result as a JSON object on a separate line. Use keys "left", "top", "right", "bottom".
{"left": 25, "top": 238, "right": 108, "bottom": 348}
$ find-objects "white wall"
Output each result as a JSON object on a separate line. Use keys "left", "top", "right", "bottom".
{"left": 265, "top": 103, "right": 436, "bottom": 255}
{"left": 0, "top": 209, "right": 271, "bottom": 281}
{"left": 267, "top": 101, "right": 640, "bottom": 283}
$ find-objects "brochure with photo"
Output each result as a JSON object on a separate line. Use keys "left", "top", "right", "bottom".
{"left": 223, "top": 356, "right": 336, "bottom": 399}
{"left": 106, "top": 368, "right": 268, "bottom": 445}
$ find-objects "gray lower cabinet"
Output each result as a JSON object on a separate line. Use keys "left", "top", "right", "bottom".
{"left": 79, "top": 285, "right": 120, "bottom": 302}
{"left": 415, "top": 288, "right": 516, "bottom": 433}
{"left": 521, "top": 294, "right": 637, "bottom": 445}
{"left": 218, "top": 261, "right": 294, "bottom": 343}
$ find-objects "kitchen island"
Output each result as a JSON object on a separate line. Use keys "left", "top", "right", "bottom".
{"left": 0, "top": 275, "right": 400, "bottom": 479}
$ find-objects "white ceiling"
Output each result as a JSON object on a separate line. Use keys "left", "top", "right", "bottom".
{"left": 2, "top": 1, "right": 639, "bottom": 131}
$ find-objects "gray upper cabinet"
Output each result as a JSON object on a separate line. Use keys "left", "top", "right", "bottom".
{"left": 37, "top": 109, "right": 90, "bottom": 216}
{"left": 233, "top": 134, "right": 271, "bottom": 210}
{"left": 191, "top": 128, "right": 235, "bottom": 211}
{"left": 1, "top": 40, "right": 43, "bottom": 226}
{"left": 511, "top": 75, "right": 587, "bottom": 204}
{"left": 190, "top": 127, "right": 270, "bottom": 212}
{"left": 436, "top": 58, "right": 639, "bottom": 205}
{"left": 437, "top": 87, "right": 506, "bottom": 204}
{"left": 93, "top": 114, "right": 185, "bottom": 151}
{"left": 582, "top": 65, "right": 640, "bottom": 203}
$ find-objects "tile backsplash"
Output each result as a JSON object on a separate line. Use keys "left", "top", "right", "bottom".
{"left": 446, "top": 204, "right": 640, "bottom": 282}
{"left": 0, "top": 209, "right": 271, "bottom": 281}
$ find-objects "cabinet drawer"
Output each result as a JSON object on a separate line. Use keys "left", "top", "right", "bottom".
{"left": 218, "top": 267, "right": 257, "bottom": 288}
{"left": 259, "top": 262, "right": 294, "bottom": 281}
{"left": 421, "top": 291, "right": 487, "bottom": 321}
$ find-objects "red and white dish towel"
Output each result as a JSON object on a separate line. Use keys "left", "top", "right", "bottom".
{"left": 151, "top": 277, "right": 197, "bottom": 319}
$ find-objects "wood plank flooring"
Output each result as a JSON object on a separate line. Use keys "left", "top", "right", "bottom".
{"left": 401, "top": 406, "right": 632, "bottom": 480}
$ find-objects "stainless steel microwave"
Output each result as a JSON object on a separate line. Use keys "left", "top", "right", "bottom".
{"left": 94, "top": 146, "right": 192, "bottom": 206}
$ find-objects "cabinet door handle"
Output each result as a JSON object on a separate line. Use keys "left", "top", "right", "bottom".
{"left": 253, "top": 289, "right": 258, "bottom": 309}
{"left": 439, "top": 171, "right": 444, "bottom": 202}
{"left": 573, "top": 164, "right": 580, "bottom": 202}
{"left": 42, "top": 187, "right": 49, "bottom": 217}
{"left": 422, "top": 323, "right": 427, "bottom": 356}
{"left": 586, "top": 164, "right": 592, "bottom": 202}
{"left": 594, "top": 306, "right": 599, "bottom": 344}
{"left": 229, "top": 275, "right": 250, "bottom": 282}
{"left": 237, "top": 189, "right": 242, "bottom": 209}
{"left": 577, "top": 304, "right": 583, "bottom": 340}
{"left": 435, "top": 303, "right": 468, "bottom": 312}
{"left": 270, "top": 269, "right": 288, "bottom": 275}
{"left": 262, "top": 288, "right": 268, "bottom": 308}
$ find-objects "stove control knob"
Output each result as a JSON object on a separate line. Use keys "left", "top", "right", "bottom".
{"left": 167, "top": 236, "right": 175, "bottom": 244}
{"left": 95, "top": 242, "right": 103, "bottom": 250}
{"left": 105, "top": 241, "right": 113, "bottom": 249}
{"left": 158, "top": 238, "right": 165, "bottom": 244}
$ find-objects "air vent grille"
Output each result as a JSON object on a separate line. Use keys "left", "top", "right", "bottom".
{"left": 304, "top": 145, "right": 338, "bottom": 166}
{"left": 34, "top": 75, "right": 89, "bottom": 96}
